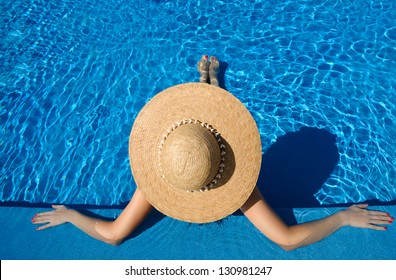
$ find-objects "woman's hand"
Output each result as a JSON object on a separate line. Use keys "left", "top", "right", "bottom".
{"left": 341, "top": 204, "right": 393, "bottom": 230}
{"left": 32, "top": 205, "right": 73, "bottom": 230}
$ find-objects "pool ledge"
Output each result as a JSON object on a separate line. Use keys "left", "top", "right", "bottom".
{"left": 1, "top": 205, "right": 395, "bottom": 260}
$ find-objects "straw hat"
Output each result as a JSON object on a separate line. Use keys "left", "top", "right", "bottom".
{"left": 129, "top": 83, "right": 261, "bottom": 223}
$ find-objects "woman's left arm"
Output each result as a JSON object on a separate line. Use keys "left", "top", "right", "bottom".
{"left": 33, "top": 188, "right": 152, "bottom": 245}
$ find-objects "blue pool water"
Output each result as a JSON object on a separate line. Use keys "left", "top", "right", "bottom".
{"left": 1, "top": 0, "right": 395, "bottom": 207}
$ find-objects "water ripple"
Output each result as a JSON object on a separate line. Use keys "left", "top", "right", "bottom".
{"left": 1, "top": 0, "right": 395, "bottom": 206}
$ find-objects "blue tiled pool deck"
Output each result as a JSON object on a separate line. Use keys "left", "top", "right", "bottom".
{"left": 1, "top": 205, "right": 395, "bottom": 260}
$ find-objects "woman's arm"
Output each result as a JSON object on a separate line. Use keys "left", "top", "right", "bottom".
{"left": 241, "top": 187, "right": 392, "bottom": 251}
{"left": 32, "top": 188, "right": 152, "bottom": 246}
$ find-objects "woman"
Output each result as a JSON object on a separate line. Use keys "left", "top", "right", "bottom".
{"left": 32, "top": 56, "right": 393, "bottom": 250}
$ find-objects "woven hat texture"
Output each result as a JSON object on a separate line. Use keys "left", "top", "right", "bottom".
{"left": 129, "top": 83, "right": 261, "bottom": 223}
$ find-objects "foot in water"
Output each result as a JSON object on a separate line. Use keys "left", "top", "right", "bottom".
{"left": 209, "top": 56, "right": 220, "bottom": 87}
{"left": 197, "top": 54, "right": 210, "bottom": 83}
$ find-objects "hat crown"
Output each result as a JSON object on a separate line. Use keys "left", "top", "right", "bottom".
{"left": 160, "top": 124, "right": 221, "bottom": 191}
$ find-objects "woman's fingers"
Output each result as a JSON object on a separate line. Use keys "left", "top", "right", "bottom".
{"left": 32, "top": 215, "right": 45, "bottom": 223}
{"left": 33, "top": 206, "right": 64, "bottom": 217}
{"left": 367, "top": 224, "right": 388, "bottom": 231}
{"left": 367, "top": 209, "right": 394, "bottom": 224}
{"left": 368, "top": 210, "right": 391, "bottom": 217}
{"left": 369, "top": 219, "right": 392, "bottom": 226}
{"left": 31, "top": 205, "right": 69, "bottom": 230}
{"left": 35, "top": 223, "right": 53, "bottom": 231}
{"left": 32, "top": 214, "right": 53, "bottom": 229}
{"left": 345, "top": 204, "right": 394, "bottom": 230}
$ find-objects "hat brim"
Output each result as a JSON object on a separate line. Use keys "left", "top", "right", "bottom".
{"left": 129, "top": 83, "right": 262, "bottom": 223}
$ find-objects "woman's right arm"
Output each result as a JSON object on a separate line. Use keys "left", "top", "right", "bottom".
{"left": 241, "top": 187, "right": 392, "bottom": 251}
{"left": 32, "top": 188, "right": 152, "bottom": 246}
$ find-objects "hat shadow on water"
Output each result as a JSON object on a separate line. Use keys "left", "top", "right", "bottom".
{"left": 254, "top": 127, "right": 340, "bottom": 225}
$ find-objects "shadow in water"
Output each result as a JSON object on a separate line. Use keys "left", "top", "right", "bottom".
{"left": 255, "top": 127, "right": 340, "bottom": 225}
{"left": 252, "top": 126, "right": 396, "bottom": 225}
{"left": 218, "top": 61, "right": 228, "bottom": 90}
{"left": 257, "top": 127, "right": 340, "bottom": 209}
